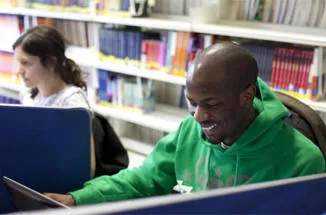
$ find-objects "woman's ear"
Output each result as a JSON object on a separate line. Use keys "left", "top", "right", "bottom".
{"left": 44, "top": 56, "right": 57, "bottom": 73}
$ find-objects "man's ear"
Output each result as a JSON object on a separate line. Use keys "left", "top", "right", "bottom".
{"left": 240, "top": 84, "right": 256, "bottom": 106}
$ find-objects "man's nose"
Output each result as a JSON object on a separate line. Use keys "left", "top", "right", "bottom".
{"left": 193, "top": 106, "right": 209, "bottom": 122}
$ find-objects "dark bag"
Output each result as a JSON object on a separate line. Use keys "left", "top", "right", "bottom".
{"left": 92, "top": 112, "right": 129, "bottom": 177}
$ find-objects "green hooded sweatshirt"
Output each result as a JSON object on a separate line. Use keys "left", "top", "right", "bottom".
{"left": 70, "top": 78, "right": 325, "bottom": 205}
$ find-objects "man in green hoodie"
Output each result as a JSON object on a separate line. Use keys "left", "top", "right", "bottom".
{"left": 47, "top": 42, "right": 325, "bottom": 206}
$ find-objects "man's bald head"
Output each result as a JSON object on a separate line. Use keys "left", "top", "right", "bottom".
{"left": 187, "top": 42, "right": 258, "bottom": 94}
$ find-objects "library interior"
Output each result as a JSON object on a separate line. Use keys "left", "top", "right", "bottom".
{"left": 1, "top": 0, "right": 326, "bottom": 214}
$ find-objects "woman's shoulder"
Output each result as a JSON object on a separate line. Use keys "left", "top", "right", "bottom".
{"left": 60, "top": 85, "right": 91, "bottom": 110}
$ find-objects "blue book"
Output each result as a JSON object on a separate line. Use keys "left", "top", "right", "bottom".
{"left": 107, "top": 28, "right": 114, "bottom": 56}
{"left": 130, "top": 31, "right": 137, "bottom": 61}
{"left": 99, "top": 27, "right": 106, "bottom": 55}
{"left": 112, "top": 30, "right": 119, "bottom": 58}
{"left": 123, "top": 30, "right": 128, "bottom": 60}
{"left": 98, "top": 69, "right": 108, "bottom": 101}
{"left": 126, "top": 31, "right": 134, "bottom": 60}
{"left": 116, "top": 30, "right": 122, "bottom": 59}
{"left": 135, "top": 31, "right": 143, "bottom": 61}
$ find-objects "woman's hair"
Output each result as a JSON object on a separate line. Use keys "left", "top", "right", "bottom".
{"left": 13, "top": 25, "right": 87, "bottom": 98}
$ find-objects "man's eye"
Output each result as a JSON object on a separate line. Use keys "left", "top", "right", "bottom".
{"left": 205, "top": 103, "right": 219, "bottom": 108}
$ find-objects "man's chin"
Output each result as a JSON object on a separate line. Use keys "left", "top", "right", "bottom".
{"left": 205, "top": 135, "right": 223, "bottom": 145}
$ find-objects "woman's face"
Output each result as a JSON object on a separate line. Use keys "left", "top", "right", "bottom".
{"left": 14, "top": 46, "right": 49, "bottom": 88}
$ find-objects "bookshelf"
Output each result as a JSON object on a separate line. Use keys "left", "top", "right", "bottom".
{"left": 1, "top": 30, "right": 326, "bottom": 113}
{"left": 0, "top": 8, "right": 326, "bottom": 46}
{"left": 1, "top": 5, "right": 326, "bottom": 167}
{"left": 60, "top": 46, "right": 326, "bottom": 113}
{"left": 1, "top": 46, "right": 326, "bottom": 113}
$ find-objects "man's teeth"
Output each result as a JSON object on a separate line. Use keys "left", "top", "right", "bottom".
{"left": 202, "top": 124, "right": 216, "bottom": 131}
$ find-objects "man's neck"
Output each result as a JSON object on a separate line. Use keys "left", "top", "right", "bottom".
{"left": 223, "top": 108, "right": 258, "bottom": 146}
{"left": 38, "top": 75, "right": 67, "bottom": 98}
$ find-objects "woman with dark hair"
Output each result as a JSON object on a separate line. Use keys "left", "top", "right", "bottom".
{"left": 13, "top": 25, "right": 89, "bottom": 109}
{"left": 13, "top": 25, "right": 95, "bottom": 176}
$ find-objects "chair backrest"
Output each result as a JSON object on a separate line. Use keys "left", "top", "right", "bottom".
{"left": 92, "top": 112, "right": 129, "bottom": 177}
{"left": 274, "top": 91, "right": 326, "bottom": 160}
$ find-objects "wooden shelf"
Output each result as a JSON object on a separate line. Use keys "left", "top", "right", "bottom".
{"left": 193, "top": 20, "right": 326, "bottom": 47}
{"left": 93, "top": 103, "right": 187, "bottom": 133}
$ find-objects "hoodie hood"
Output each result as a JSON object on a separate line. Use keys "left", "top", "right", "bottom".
{"left": 203, "top": 77, "right": 289, "bottom": 155}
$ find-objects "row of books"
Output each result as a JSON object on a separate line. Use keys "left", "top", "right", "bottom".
{"left": 99, "top": 26, "right": 217, "bottom": 77}
{"left": 98, "top": 25, "right": 325, "bottom": 100}
{"left": 25, "top": 0, "right": 91, "bottom": 13}
{"left": 35, "top": 17, "right": 93, "bottom": 48}
{"left": 97, "top": 0, "right": 130, "bottom": 16}
{"left": 0, "top": 0, "right": 24, "bottom": 8}
{"left": 99, "top": 26, "right": 144, "bottom": 67}
{"left": 3, "top": 0, "right": 326, "bottom": 28}
{"left": 98, "top": 69, "right": 155, "bottom": 113}
{"left": 53, "top": 19, "right": 90, "bottom": 47}
{"left": 242, "top": 43, "right": 322, "bottom": 100}
{"left": 0, "top": 14, "right": 325, "bottom": 102}
{"left": 2, "top": 0, "right": 135, "bottom": 16}
{"left": 0, "top": 15, "right": 89, "bottom": 50}
{"left": 153, "top": 0, "right": 326, "bottom": 28}
{"left": 222, "top": 0, "right": 326, "bottom": 28}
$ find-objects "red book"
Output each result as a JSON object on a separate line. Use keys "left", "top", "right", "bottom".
{"left": 172, "top": 32, "right": 182, "bottom": 71}
{"left": 154, "top": 41, "right": 160, "bottom": 69}
{"left": 180, "top": 32, "right": 191, "bottom": 72}
{"left": 270, "top": 48, "right": 278, "bottom": 88}
{"left": 278, "top": 48, "right": 286, "bottom": 90}
{"left": 141, "top": 40, "right": 148, "bottom": 66}
{"left": 284, "top": 48, "right": 294, "bottom": 91}
{"left": 296, "top": 51, "right": 306, "bottom": 93}
{"left": 289, "top": 50, "right": 299, "bottom": 92}
{"left": 303, "top": 51, "right": 314, "bottom": 93}
{"left": 147, "top": 41, "right": 153, "bottom": 68}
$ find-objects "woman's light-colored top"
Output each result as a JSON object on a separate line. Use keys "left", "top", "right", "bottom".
{"left": 20, "top": 85, "right": 91, "bottom": 111}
